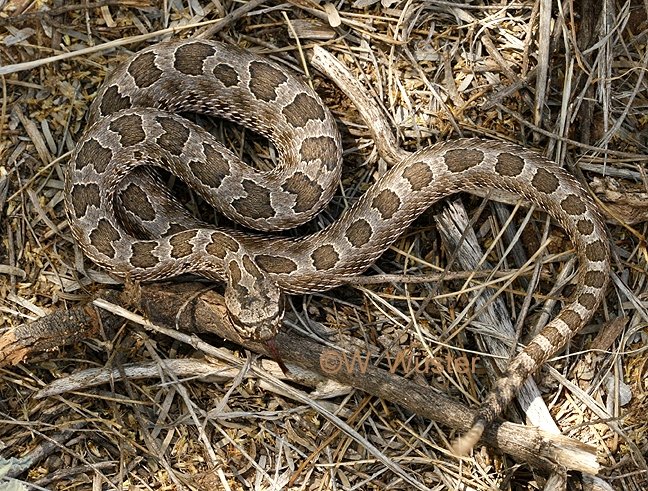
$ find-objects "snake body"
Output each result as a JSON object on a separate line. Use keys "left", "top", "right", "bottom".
{"left": 64, "top": 40, "right": 610, "bottom": 453}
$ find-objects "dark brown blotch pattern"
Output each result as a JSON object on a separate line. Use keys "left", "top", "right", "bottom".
{"left": 228, "top": 260, "right": 242, "bottom": 285}
{"left": 345, "top": 219, "right": 373, "bottom": 248}
{"left": 213, "top": 63, "right": 239, "bottom": 87}
{"left": 109, "top": 113, "right": 146, "bottom": 147}
{"left": 299, "top": 136, "right": 338, "bottom": 170}
{"left": 89, "top": 218, "right": 121, "bottom": 259}
{"left": 402, "top": 161, "right": 433, "bottom": 191}
{"left": 560, "top": 194, "right": 586, "bottom": 216}
{"left": 71, "top": 182, "right": 101, "bottom": 218}
{"left": 559, "top": 309, "right": 582, "bottom": 329}
{"left": 173, "top": 42, "right": 216, "bottom": 76}
{"left": 255, "top": 255, "right": 298, "bottom": 274}
{"left": 187, "top": 143, "right": 230, "bottom": 188}
{"left": 119, "top": 182, "right": 155, "bottom": 221}
{"left": 206, "top": 232, "right": 240, "bottom": 259}
{"left": 371, "top": 189, "right": 401, "bottom": 219}
{"left": 532, "top": 168, "right": 559, "bottom": 194}
{"left": 130, "top": 241, "right": 159, "bottom": 268}
{"left": 538, "top": 325, "right": 562, "bottom": 348}
{"left": 76, "top": 138, "right": 113, "bottom": 173}
{"left": 576, "top": 219, "right": 594, "bottom": 236}
{"left": 523, "top": 340, "right": 546, "bottom": 363}
{"left": 232, "top": 179, "right": 275, "bottom": 220}
{"left": 584, "top": 270, "right": 606, "bottom": 288}
{"left": 585, "top": 239, "right": 607, "bottom": 262}
{"left": 494, "top": 153, "right": 525, "bottom": 176}
{"left": 128, "top": 52, "right": 163, "bottom": 88}
{"left": 248, "top": 61, "right": 288, "bottom": 102}
{"left": 281, "top": 173, "right": 323, "bottom": 214}
{"left": 169, "top": 230, "right": 197, "bottom": 259}
{"left": 99, "top": 85, "right": 131, "bottom": 117}
{"left": 282, "top": 93, "right": 326, "bottom": 128}
{"left": 577, "top": 292, "right": 597, "bottom": 310}
{"left": 444, "top": 149, "right": 484, "bottom": 172}
{"left": 243, "top": 255, "right": 265, "bottom": 281}
{"left": 311, "top": 244, "right": 339, "bottom": 271}
{"left": 155, "top": 116, "right": 190, "bottom": 156}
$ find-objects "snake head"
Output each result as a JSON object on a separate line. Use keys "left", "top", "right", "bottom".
{"left": 224, "top": 252, "right": 284, "bottom": 341}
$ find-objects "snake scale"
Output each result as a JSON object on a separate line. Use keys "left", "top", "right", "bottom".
{"left": 64, "top": 39, "right": 610, "bottom": 454}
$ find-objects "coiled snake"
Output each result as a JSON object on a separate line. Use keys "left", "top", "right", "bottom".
{"left": 64, "top": 40, "right": 610, "bottom": 454}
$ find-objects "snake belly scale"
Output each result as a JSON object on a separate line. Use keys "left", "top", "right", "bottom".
{"left": 64, "top": 39, "right": 610, "bottom": 454}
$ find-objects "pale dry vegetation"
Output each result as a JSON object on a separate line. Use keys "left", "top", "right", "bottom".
{"left": 0, "top": 1, "right": 647, "bottom": 490}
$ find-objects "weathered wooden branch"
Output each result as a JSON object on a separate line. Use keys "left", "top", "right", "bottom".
{"left": 0, "top": 282, "right": 601, "bottom": 474}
